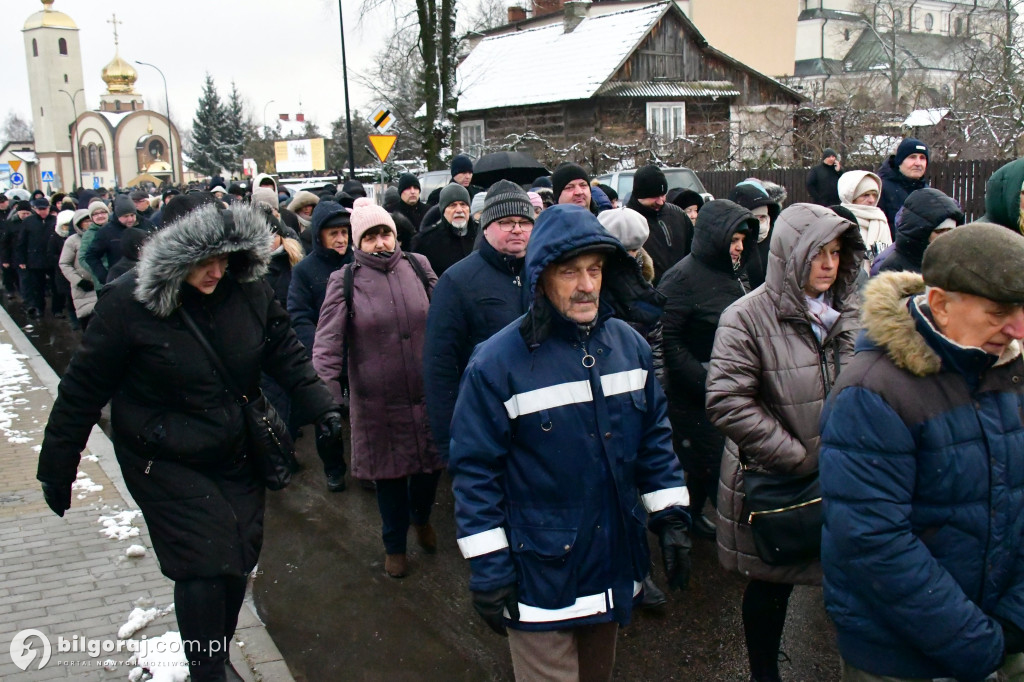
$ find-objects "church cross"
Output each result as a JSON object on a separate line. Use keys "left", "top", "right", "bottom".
{"left": 107, "top": 13, "right": 122, "bottom": 47}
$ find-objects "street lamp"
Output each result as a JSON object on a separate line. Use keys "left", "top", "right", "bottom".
{"left": 134, "top": 61, "right": 176, "bottom": 185}
{"left": 262, "top": 99, "right": 276, "bottom": 136}
{"left": 338, "top": 0, "right": 356, "bottom": 180}
{"left": 58, "top": 88, "right": 83, "bottom": 190}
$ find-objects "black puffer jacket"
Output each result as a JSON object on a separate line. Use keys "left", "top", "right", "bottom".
{"left": 659, "top": 200, "right": 756, "bottom": 480}
{"left": 874, "top": 189, "right": 964, "bottom": 275}
{"left": 628, "top": 197, "right": 692, "bottom": 285}
{"left": 728, "top": 182, "right": 781, "bottom": 289}
{"left": 877, "top": 157, "right": 929, "bottom": 237}
{"left": 37, "top": 203, "right": 336, "bottom": 580}
{"left": 411, "top": 217, "right": 478, "bottom": 277}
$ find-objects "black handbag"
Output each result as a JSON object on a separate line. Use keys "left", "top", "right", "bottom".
{"left": 179, "top": 308, "right": 297, "bottom": 491}
{"left": 742, "top": 468, "right": 822, "bottom": 566}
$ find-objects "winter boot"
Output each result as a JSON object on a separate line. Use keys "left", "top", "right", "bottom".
{"left": 413, "top": 523, "right": 437, "bottom": 554}
{"left": 639, "top": 575, "right": 667, "bottom": 610}
{"left": 385, "top": 553, "right": 408, "bottom": 578}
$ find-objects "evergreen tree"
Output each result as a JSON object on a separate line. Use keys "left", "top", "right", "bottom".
{"left": 220, "top": 81, "right": 247, "bottom": 174}
{"left": 188, "top": 73, "right": 224, "bottom": 177}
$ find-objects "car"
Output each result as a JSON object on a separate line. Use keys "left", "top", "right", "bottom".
{"left": 416, "top": 170, "right": 452, "bottom": 201}
{"left": 595, "top": 167, "right": 713, "bottom": 204}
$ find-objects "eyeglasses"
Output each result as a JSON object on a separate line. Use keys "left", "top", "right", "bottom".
{"left": 495, "top": 218, "right": 534, "bottom": 232}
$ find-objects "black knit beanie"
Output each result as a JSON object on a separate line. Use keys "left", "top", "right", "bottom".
{"left": 398, "top": 173, "right": 420, "bottom": 194}
{"left": 480, "top": 180, "right": 533, "bottom": 229}
{"left": 632, "top": 165, "right": 668, "bottom": 199}
{"left": 551, "top": 163, "right": 590, "bottom": 198}
{"left": 450, "top": 154, "right": 473, "bottom": 177}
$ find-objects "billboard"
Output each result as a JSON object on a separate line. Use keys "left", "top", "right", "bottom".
{"left": 274, "top": 138, "right": 326, "bottom": 173}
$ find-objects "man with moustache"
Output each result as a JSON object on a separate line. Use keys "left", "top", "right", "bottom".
{"left": 412, "top": 183, "right": 478, "bottom": 277}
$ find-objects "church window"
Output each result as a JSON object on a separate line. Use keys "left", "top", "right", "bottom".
{"left": 58, "top": 38, "right": 68, "bottom": 55}
{"left": 98, "top": 145, "right": 107, "bottom": 170}
{"left": 63, "top": 74, "right": 68, "bottom": 83}
{"left": 79, "top": 147, "right": 87, "bottom": 171}
{"left": 115, "top": 101, "right": 121, "bottom": 112}
{"left": 32, "top": 39, "right": 38, "bottom": 57}
{"left": 88, "top": 144, "right": 98, "bottom": 171}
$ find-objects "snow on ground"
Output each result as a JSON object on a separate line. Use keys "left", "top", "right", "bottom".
{"left": 98, "top": 510, "right": 142, "bottom": 540}
{"left": 126, "top": 630, "right": 189, "bottom": 682}
{"left": 72, "top": 471, "right": 104, "bottom": 499}
{"left": 0, "top": 342, "right": 42, "bottom": 443}
{"left": 118, "top": 604, "right": 175, "bottom": 639}
{"left": 125, "top": 544, "right": 147, "bottom": 558}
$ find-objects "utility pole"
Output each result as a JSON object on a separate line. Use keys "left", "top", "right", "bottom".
{"left": 338, "top": 0, "right": 357, "bottom": 180}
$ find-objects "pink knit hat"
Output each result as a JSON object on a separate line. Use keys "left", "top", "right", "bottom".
{"left": 350, "top": 204, "right": 397, "bottom": 246}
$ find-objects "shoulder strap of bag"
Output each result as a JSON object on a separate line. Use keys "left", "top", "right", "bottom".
{"left": 402, "top": 252, "right": 432, "bottom": 301}
{"left": 178, "top": 308, "right": 248, "bottom": 404}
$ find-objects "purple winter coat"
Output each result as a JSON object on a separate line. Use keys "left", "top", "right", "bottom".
{"left": 313, "top": 247, "right": 442, "bottom": 480}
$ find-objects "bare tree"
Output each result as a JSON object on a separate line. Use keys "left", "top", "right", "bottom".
{"left": 1, "top": 111, "right": 34, "bottom": 145}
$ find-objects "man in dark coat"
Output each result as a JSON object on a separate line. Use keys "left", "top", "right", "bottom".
{"left": 394, "top": 173, "right": 429, "bottom": 232}
{"left": 84, "top": 194, "right": 150, "bottom": 283}
{"left": 16, "top": 198, "right": 57, "bottom": 316}
{"left": 728, "top": 180, "right": 780, "bottom": 289}
{"left": 821, "top": 224, "right": 1024, "bottom": 681}
{"left": 132, "top": 190, "right": 157, "bottom": 225}
{"left": 411, "top": 183, "right": 477, "bottom": 277}
{"left": 552, "top": 162, "right": 593, "bottom": 211}
{"left": 658, "top": 200, "right": 756, "bottom": 540}
{"left": 2, "top": 200, "right": 30, "bottom": 297}
{"left": 628, "top": 165, "right": 693, "bottom": 285}
{"left": 425, "top": 155, "right": 485, "bottom": 206}
{"left": 873, "top": 188, "right": 964, "bottom": 275}
{"left": 878, "top": 138, "right": 930, "bottom": 236}
{"left": 423, "top": 180, "right": 534, "bottom": 464}
{"left": 287, "top": 201, "right": 353, "bottom": 357}
{"left": 805, "top": 148, "right": 843, "bottom": 206}
{"left": 105, "top": 227, "right": 151, "bottom": 284}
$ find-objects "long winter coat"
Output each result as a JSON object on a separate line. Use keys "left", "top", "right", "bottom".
{"left": 58, "top": 226, "right": 98, "bottom": 318}
{"left": 877, "top": 156, "right": 929, "bottom": 236}
{"left": 15, "top": 212, "right": 54, "bottom": 270}
{"left": 805, "top": 161, "right": 843, "bottom": 206}
{"left": 628, "top": 197, "right": 692, "bottom": 285}
{"left": 313, "top": 248, "right": 441, "bottom": 481}
{"left": 423, "top": 238, "right": 531, "bottom": 462}
{"left": 706, "top": 203, "right": 864, "bottom": 585}
{"left": 37, "top": 203, "right": 336, "bottom": 581}
{"left": 821, "top": 271, "right": 1024, "bottom": 680}
{"left": 874, "top": 188, "right": 964, "bottom": 276}
{"left": 659, "top": 200, "right": 755, "bottom": 484}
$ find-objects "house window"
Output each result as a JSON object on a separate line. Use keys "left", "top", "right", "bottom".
{"left": 844, "top": 29, "right": 851, "bottom": 41}
{"left": 460, "top": 119, "right": 484, "bottom": 157}
{"left": 924, "top": 13, "right": 934, "bottom": 31}
{"left": 32, "top": 39, "right": 38, "bottom": 57}
{"left": 892, "top": 9, "right": 903, "bottom": 29}
{"left": 646, "top": 102, "right": 686, "bottom": 142}
{"left": 58, "top": 38, "right": 68, "bottom": 55}
{"left": 954, "top": 16, "right": 964, "bottom": 35}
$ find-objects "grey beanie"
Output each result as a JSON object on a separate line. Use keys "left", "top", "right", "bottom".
{"left": 470, "top": 192, "right": 487, "bottom": 216}
{"left": 114, "top": 195, "right": 136, "bottom": 218}
{"left": 439, "top": 183, "right": 471, "bottom": 214}
{"left": 480, "top": 180, "right": 534, "bottom": 229}
{"left": 597, "top": 207, "right": 650, "bottom": 251}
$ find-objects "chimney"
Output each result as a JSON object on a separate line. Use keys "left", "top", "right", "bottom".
{"left": 563, "top": 0, "right": 590, "bottom": 33}
{"left": 508, "top": 5, "right": 527, "bottom": 22}
{"left": 532, "top": 0, "right": 563, "bottom": 18}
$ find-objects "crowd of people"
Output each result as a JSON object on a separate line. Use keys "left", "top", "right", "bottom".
{"left": 22, "top": 141, "right": 1024, "bottom": 682}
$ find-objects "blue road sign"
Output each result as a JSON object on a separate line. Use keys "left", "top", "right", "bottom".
{"left": 9, "top": 172, "right": 24, "bottom": 185}
{"left": 40, "top": 171, "right": 54, "bottom": 183}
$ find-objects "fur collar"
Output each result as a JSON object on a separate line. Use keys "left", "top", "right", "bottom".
{"left": 861, "top": 272, "right": 1022, "bottom": 376}
{"left": 134, "top": 203, "right": 272, "bottom": 318}
{"left": 638, "top": 248, "right": 655, "bottom": 283}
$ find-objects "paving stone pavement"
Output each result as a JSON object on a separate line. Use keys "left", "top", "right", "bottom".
{"left": 0, "top": 304, "right": 294, "bottom": 681}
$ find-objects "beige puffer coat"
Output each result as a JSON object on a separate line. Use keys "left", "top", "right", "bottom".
{"left": 706, "top": 203, "right": 865, "bottom": 585}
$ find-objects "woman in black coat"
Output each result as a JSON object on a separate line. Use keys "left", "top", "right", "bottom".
{"left": 658, "top": 199, "right": 757, "bottom": 539}
{"left": 37, "top": 202, "right": 339, "bottom": 682}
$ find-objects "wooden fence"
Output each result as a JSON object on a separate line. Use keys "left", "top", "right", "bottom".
{"left": 699, "top": 159, "right": 1014, "bottom": 223}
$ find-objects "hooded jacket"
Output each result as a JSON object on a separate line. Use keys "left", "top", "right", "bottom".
{"left": 820, "top": 272, "right": 1024, "bottom": 681}
{"left": 105, "top": 227, "right": 150, "bottom": 284}
{"left": 449, "top": 204, "right": 686, "bottom": 632}
{"left": 287, "top": 201, "right": 353, "bottom": 355}
{"left": 874, "top": 188, "right": 964, "bottom": 275}
{"left": 877, "top": 155, "right": 929, "bottom": 236}
{"left": 411, "top": 215, "right": 478, "bottom": 277}
{"left": 728, "top": 181, "right": 781, "bottom": 289}
{"left": 659, "top": 200, "right": 756, "bottom": 481}
{"left": 706, "top": 203, "right": 865, "bottom": 585}
{"left": 58, "top": 217, "right": 98, "bottom": 318}
{"left": 981, "top": 157, "right": 1024, "bottom": 234}
{"left": 38, "top": 203, "right": 336, "bottom": 580}
{"left": 628, "top": 196, "right": 692, "bottom": 285}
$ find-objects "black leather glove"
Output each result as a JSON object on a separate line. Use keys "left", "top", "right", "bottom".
{"left": 76, "top": 279, "right": 95, "bottom": 292}
{"left": 315, "top": 411, "right": 346, "bottom": 472}
{"left": 998, "top": 617, "right": 1024, "bottom": 655}
{"left": 656, "top": 517, "right": 693, "bottom": 591}
{"left": 316, "top": 411, "right": 344, "bottom": 442}
{"left": 472, "top": 584, "right": 520, "bottom": 636}
{"left": 41, "top": 481, "right": 72, "bottom": 517}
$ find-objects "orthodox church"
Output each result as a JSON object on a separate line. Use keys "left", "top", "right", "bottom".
{"left": 13, "top": 0, "right": 182, "bottom": 191}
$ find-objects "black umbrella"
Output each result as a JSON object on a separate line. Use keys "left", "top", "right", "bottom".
{"left": 471, "top": 152, "right": 550, "bottom": 188}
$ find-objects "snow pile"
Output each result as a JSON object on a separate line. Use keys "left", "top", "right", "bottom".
{"left": 72, "top": 471, "right": 104, "bottom": 499}
{"left": 0, "top": 342, "right": 39, "bottom": 444}
{"left": 118, "top": 603, "right": 175, "bottom": 640}
{"left": 98, "top": 510, "right": 142, "bottom": 540}
{"left": 125, "top": 545, "right": 147, "bottom": 558}
{"left": 126, "top": 631, "right": 189, "bottom": 682}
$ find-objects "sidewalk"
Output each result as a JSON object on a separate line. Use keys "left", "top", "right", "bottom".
{"left": 0, "top": 304, "right": 294, "bottom": 682}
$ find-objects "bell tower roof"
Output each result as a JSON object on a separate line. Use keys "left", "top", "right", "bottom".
{"left": 23, "top": 0, "right": 77, "bottom": 30}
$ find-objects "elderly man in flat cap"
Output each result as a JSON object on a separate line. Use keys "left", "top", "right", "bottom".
{"left": 819, "top": 223, "right": 1024, "bottom": 682}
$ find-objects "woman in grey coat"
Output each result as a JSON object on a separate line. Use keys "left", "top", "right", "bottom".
{"left": 313, "top": 203, "right": 442, "bottom": 579}
{"left": 706, "top": 203, "right": 864, "bottom": 682}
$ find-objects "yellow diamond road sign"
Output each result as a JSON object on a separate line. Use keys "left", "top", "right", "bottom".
{"left": 367, "top": 106, "right": 396, "bottom": 133}
{"left": 368, "top": 135, "right": 398, "bottom": 163}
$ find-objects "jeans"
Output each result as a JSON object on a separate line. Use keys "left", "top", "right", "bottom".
{"left": 375, "top": 471, "right": 442, "bottom": 554}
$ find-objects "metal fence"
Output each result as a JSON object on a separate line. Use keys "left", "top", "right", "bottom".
{"left": 699, "top": 159, "right": 1014, "bottom": 223}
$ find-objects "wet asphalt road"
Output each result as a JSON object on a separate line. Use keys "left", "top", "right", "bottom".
{"left": 10, "top": 295, "right": 842, "bottom": 682}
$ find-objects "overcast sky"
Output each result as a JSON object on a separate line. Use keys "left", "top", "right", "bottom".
{"left": 2, "top": 0, "right": 408, "bottom": 137}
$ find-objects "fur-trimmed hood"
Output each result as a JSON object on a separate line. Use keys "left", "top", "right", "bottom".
{"left": 134, "top": 203, "right": 273, "bottom": 318}
{"left": 861, "top": 271, "right": 1022, "bottom": 376}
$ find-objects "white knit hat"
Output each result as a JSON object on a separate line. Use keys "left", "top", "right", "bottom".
{"left": 597, "top": 207, "right": 649, "bottom": 251}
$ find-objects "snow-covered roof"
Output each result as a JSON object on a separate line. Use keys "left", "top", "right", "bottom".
{"left": 457, "top": 3, "right": 667, "bottom": 112}
{"left": 904, "top": 108, "right": 950, "bottom": 127}
{"left": 11, "top": 150, "right": 38, "bottom": 164}
{"left": 97, "top": 110, "right": 132, "bottom": 128}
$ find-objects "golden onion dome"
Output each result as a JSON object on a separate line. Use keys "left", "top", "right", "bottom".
{"left": 102, "top": 51, "right": 138, "bottom": 94}
{"left": 23, "top": 0, "right": 77, "bottom": 30}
